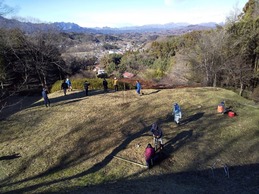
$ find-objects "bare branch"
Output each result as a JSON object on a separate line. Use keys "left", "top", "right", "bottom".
{"left": 0, "top": 0, "right": 13, "bottom": 16}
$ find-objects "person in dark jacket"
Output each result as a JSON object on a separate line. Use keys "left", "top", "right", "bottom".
{"left": 144, "top": 143, "right": 156, "bottom": 168}
{"left": 83, "top": 80, "right": 90, "bottom": 96}
{"left": 150, "top": 122, "right": 163, "bottom": 150}
{"left": 103, "top": 78, "right": 108, "bottom": 92}
{"left": 42, "top": 87, "right": 50, "bottom": 107}
{"left": 61, "top": 80, "right": 68, "bottom": 96}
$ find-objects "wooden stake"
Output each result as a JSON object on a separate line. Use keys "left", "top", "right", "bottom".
{"left": 113, "top": 155, "right": 147, "bottom": 168}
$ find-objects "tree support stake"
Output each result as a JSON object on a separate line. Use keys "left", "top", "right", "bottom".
{"left": 113, "top": 155, "right": 147, "bottom": 168}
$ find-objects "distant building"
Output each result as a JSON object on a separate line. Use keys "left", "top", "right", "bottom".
{"left": 97, "top": 69, "right": 106, "bottom": 75}
{"left": 123, "top": 72, "right": 134, "bottom": 78}
{"left": 93, "top": 64, "right": 107, "bottom": 78}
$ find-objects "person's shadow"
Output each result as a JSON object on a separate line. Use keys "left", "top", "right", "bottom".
{"left": 0, "top": 153, "right": 21, "bottom": 160}
{"left": 151, "top": 130, "right": 193, "bottom": 167}
{"left": 142, "top": 90, "right": 161, "bottom": 96}
{"left": 180, "top": 112, "right": 204, "bottom": 125}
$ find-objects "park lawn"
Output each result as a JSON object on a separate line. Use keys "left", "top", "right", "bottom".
{"left": 0, "top": 87, "right": 258, "bottom": 193}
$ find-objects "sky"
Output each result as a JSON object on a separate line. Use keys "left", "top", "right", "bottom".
{"left": 4, "top": 0, "right": 248, "bottom": 28}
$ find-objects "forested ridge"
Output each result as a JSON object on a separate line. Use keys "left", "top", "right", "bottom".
{"left": 108, "top": 0, "right": 258, "bottom": 97}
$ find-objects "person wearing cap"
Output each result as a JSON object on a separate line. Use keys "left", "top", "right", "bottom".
{"left": 150, "top": 122, "right": 163, "bottom": 150}
{"left": 173, "top": 103, "right": 182, "bottom": 125}
{"left": 217, "top": 101, "right": 225, "bottom": 113}
{"left": 113, "top": 77, "right": 118, "bottom": 92}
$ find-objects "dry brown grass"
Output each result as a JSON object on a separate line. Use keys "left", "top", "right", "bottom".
{"left": 0, "top": 88, "right": 258, "bottom": 193}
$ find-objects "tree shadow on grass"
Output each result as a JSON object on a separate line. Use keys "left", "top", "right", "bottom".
{"left": 0, "top": 105, "right": 244, "bottom": 193}
{"left": 70, "top": 163, "right": 259, "bottom": 194}
{"left": 32, "top": 90, "right": 86, "bottom": 108}
{"left": 0, "top": 95, "right": 42, "bottom": 120}
{"left": 0, "top": 153, "right": 21, "bottom": 161}
{"left": 2, "top": 112, "right": 194, "bottom": 193}
{"left": 0, "top": 119, "right": 152, "bottom": 193}
{"left": 40, "top": 89, "right": 111, "bottom": 107}
{"left": 0, "top": 89, "right": 108, "bottom": 120}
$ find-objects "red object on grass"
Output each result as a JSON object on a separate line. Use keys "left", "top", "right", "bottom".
{"left": 228, "top": 111, "right": 235, "bottom": 117}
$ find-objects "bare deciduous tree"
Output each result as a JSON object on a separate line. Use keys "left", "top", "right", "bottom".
{"left": 181, "top": 29, "right": 229, "bottom": 87}
{"left": 0, "top": 0, "right": 13, "bottom": 16}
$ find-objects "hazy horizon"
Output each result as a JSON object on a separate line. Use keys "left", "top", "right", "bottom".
{"left": 4, "top": 0, "right": 248, "bottom": 28}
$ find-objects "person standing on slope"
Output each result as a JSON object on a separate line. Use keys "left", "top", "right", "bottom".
{"left": 136, "top": 80, "right": 141, "bottom": 95}
{"left": 61, "top": 79, "right": 68, "bottom": 96}
{"left": 150, "top": 122, "right": 163, "bottom": 150}
{"left": 113, "top": 77, "right": 118, "bottom": 92}
{"left": 42, "top": 87, "right": 50, "bottom": 107}
{"left": 173, "top": 103, "right": 182, "bottom": 125}
{"left": 66, "top": 78, "right": 72, "bottom": 92}
{"left": 103, "top": 78, "right": 108, "bottom": 92}
{"left": 83, "top": 80, "right": 90, "bottom": 96}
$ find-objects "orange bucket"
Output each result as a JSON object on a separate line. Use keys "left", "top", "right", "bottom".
{"left": 228, "top": 111, "right": 235, "bottom": 117}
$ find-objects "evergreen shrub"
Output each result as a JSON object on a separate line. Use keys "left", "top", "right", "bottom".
{"left": 51, "top": 78, "right": 133, "bottom": 93}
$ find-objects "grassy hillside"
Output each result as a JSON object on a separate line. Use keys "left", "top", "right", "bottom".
{"left": 0, "top": 87, "right": 258, "bottom": 193}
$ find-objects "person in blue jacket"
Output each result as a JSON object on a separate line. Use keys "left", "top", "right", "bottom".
{"left": 136, "top": 80, "right": 141, "bottom": 95}
{"left": 173, "top": 103, "right": 182, "bottom": 125}
{"left": 66, "top": 78, "right": 72, "bottom": 91}
{"left": 42, "top": 87, "right": 50, "bottom": 107}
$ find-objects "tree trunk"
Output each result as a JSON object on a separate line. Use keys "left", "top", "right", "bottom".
{"left": 213, "top": 73, "right": 217, "bottom": 87}
{"left": 58, "top": 67, "right": 62, "bottom": 81}
{"left": 43, "top": 73, "right": 47, "bottom": 86}
{"left": 254, "top": 55, "right": 258, "bottom": 72}
{"left": 36, "top": 69, "right": 44, "bottom": 87}
{"left": 239, "top": 82, "right": 244, "bottom": 96}
{"left": 204, "top": 59, "right": 210, "bottom": 86}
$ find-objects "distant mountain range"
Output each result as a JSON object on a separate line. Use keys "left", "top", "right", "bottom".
{"left": 0, "top": 16, "right": 220, "bottom": 34}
